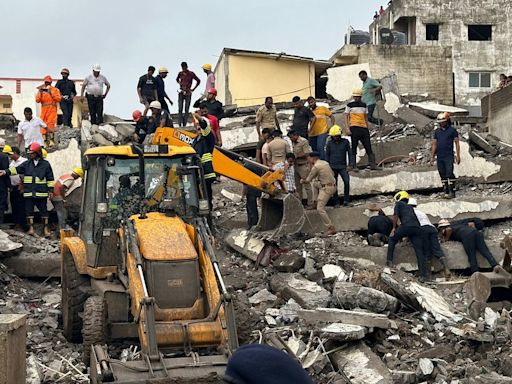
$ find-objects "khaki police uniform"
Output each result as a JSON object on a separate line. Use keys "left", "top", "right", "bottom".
{"left": 267, "top": 137, "right": 290, "bottom": 168}
{"left": 306, "top": 160, "right": 336, "bottom": 228}
{"left": 292, "top": 137, "right": 313, "bottom": 205}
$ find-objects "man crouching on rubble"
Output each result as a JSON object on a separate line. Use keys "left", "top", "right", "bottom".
{"left": 387, "top": 191, "right": 430, "bottom": 282}
{"left": 300, "top": 152, "right": 336, "bottom": 236}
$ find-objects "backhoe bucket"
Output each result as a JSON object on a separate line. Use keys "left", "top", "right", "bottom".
{"left": 255, "top": 194, "right": 305, "bottom": 238}
{"left": 90, "top": 345, "right": 228, "bottom": 383}
{"left": 465, "top": 267, "right": 512, "bottom": 320}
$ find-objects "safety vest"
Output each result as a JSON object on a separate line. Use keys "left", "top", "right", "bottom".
{"left": 8, "top": 159, "right": 55, "bottom": 198}
{"left": 53, "top": 174, "right": 74, "bottom": 198}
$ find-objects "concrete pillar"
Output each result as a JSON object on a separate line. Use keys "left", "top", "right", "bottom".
{"left": 0, "top": 314, "right": 27, "bottom": 384}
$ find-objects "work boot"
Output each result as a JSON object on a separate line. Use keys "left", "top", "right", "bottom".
{"left": 27, "top": 216, "right": 35, "bottom": 236}
{"left": 439, "top": 257, "right": 452, "bottom": 278}
{"left": 368, "top": 153, "right": 380, "bottom": 170}
{"left": 49, "top": 133, "right": 55, "bottom": 147}
{"left": 326, "top": 225, "right": 336, "bottom": 236}
{"left": 425, "top": 260, "right": 432, "bottom": 282}
{"left": 43, "top": 217, "right": 51, "bottom": 238}
{"left": 442, "top": 180, "right": 450, "bottom": 199}
{"left": 448, "top": 180, "right": 456, "bottom": 199}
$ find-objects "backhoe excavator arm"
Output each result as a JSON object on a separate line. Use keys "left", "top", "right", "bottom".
{"left": 152, "top": 127, "right": 284, "bottom": 196}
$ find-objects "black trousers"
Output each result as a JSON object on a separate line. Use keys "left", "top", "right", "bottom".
{"left": 25, "top": 197, "right": 48, "bottom": 218}
{"left": 422, "top": 225, "right": 444, "bottom": 259}
{"left": 387, "top": 225, "right": 428, "bottom": 278}
{"left": 367, "top": 104, "right": 384, "bottom": 126}
{"left": 437, "top": 157, "right": 455, "bottom": 180}
{"left": 178, "top": 93, "right": 192, "bottom": 127}
{"left": 459, "top": 230, "right": 498, "bottom": 272}
{"left": 246, "top": 193, "right": 259, "bottom": 228}
{"left": 332, "top": 168, "right": 350, "bottom": 204}
{"left": 86, "top": 94, "right": 104, "bottom": 125}
{"left": 60, "top": 98, "right": 74, "bottom": 127}
{"left": 10, "top": 188, "right": 27, "bottom": 227}
{"left": 159, "top": 98, "right": 169, "bottom": 113}
{"left": 350, "top": 127, "right": 373, "bottom": 165}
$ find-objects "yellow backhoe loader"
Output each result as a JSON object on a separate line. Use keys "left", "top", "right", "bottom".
{"left": 61, "top": 143, "right": 239, "bottom": 383}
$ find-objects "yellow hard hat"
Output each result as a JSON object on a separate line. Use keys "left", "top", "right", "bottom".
{"left": 352, "top": 88, "right": 363, "bottom": 97}
{"left": 42, "top": 148, "right": 48, "bottom": 158}
{"left": 2, "top": 145, "right": 13, "bottom": 155}
{"left": 202, "top": 63, "right": 212, "bottom": 71}
{"left": 394, "top": 190, "right": 410, "bottom": 202}
{"left": 158, "top": 66, "right": 168, "bottom": 74}
{"left": 72, "top": 167, "right": 84, "bottom": 178}
{"left": 329, "top": 125, "right": 342, "bottom": 136}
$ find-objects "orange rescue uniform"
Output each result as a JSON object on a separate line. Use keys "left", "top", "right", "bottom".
{"left": 35, "top": 87, "right": 62, "bottom": 134}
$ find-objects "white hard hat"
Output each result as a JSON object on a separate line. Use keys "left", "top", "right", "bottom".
{"left": 92, "top": 64, "right": 101, "bottom": 71}
{"left": 159, "top": 66, "right": 169, "bottom": 73}
{"left": 0, "top": 138, "right": 5, "bottom": 146}
{"left": 408, "top": 198, "right": 418, "bottom": 207}
{"left": 149, "top": 100, "right": 161, "bottom": 109}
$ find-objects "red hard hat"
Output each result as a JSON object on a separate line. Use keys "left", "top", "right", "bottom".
{"left": 132, "top": 110, "right": 142, "bottom": 122}
{"left": 29, "top": 142, "right": 42, "bottom": 153}
{"left": 44, "top": 75, "right": 52, "bottom": 83}
{"left": 207, "top": 88, "right": 217, "bottom": 96}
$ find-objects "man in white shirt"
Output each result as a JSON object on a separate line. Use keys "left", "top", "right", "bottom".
{"left": 17, "top": 107, "right": 45, "bottom": 152}
{"left": 81, "top": 64, "right": 111, "bottom": 124}
{"left": 409, "top": 198, "right": 451, "bottom": 277}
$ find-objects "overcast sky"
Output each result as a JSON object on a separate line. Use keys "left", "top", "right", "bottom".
{"left": 1, "top": 0, "right": 384, "bottom": 117}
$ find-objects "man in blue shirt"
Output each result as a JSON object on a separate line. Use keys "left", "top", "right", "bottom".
{"left": 359, "top": 70, "right": 384, "bottom": 126}
{"left": 430, "top": 112, "right": 460, "bottom": 199}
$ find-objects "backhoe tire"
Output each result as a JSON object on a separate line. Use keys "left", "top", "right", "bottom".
{"left": 61, "top": 251, "right": 89, "bottom": 343}
{"left": 82, "top": 296, "right": 107, "bottom": 364}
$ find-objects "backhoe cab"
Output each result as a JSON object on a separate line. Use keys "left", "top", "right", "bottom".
{"left": 60, "top": 144, "right": 238, "bottom": 383}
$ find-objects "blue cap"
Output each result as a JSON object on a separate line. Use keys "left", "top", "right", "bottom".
{"left": 224, "top": 344, "right": 313, "bottom": 384}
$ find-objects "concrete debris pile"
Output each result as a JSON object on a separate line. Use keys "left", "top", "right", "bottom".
{"left": 0, "top": 264, "right": 86, "bottom": 383}
{"left": 80, "top": 114, "right": 135, "bottom": 148}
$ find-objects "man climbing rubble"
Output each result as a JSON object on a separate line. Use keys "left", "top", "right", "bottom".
{"left": 408, "top": 198, "right": 451, "bottom": 278}
{"left": 358, "top": 70, "right": 383, "bottom": 126}
{"left": 35, "top": 75, "right": 62, "bottom": 147}
{"left": 430, "top": 112, "right": 460, "bottom": 199}
{"left": 387, "top": 191, "right": 429, "bottom": 281}
{"left": 345, "top": 88, "right": 379, "bottom": 171}
{"left": 0, "top": 142, "right": 55, "bottom": 237}
{"left": 325, "top": 125, "right": 354, "bottom": 207}
{"left": 289, "top": 129, "right": 313, "bottom": 208}
{"left": 301, "top": 152, "right": 336, "bottom": 236}
{"left": 438, "top": 219, "right": 500, "bottom": 274}
{"left": 51, "top": 167, "right": 84, "bottom": 230}
{"left": 367, "top": 203, "right": 393, "bottom": 246}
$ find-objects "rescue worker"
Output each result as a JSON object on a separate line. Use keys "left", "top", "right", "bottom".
{"left": 387, "top": 191, "right": 429, "bottom": 281}
{"left": 367, "top": 204, "right": 393, "bottom": 246}
{"left": 146, "top": 101, "right": 173, "bottom": 135}
{"left": 202, "top": 63, "right": 216, "bottom": 96}
{"left": 55, "top": 68, "right": 76, "bottom": 127}
{"left": 132, "top": 110, "right": 149, "bottom": 143}
{"left": 409, "top": 198, "right": 451, "bottom": 278}
{"left": 5, "top": 146, "right": 28, "bottom": 230}
{"left": 242, "top": 162, "right": 264, "bottom": 229}
{"left": 325, "top": 125, "right": 354, "bottom": 207}
{"left": 301, "top": 152, "right": 337, "bottom": 235}
{"left": 438, "top": 219, "right": 500, "bottom": 274}
{"left": 430, "top": 112, "right": 460, "bottom": 199}
{"left": 51, "top": 168, "right": 84, "bottom": 230}
{"left": 192, "top": 112, "right": 216, "bottom": 215}
{"left": 267, "top": 130, "right": 291, "bottom": 170}
{"left": 193, "top": 88, "right": 224, "bottom": 121}
{"left": 198, "top": 103, "right": 222, "bottom": 146}
{"left": 0, "top": 145, "right": 9, "bottom": 225}
{"left": 0, "top": 142, "right": 55, "bottom": 237}
{"left": 35, "top": 75, "right": 62, "bottom": 147}
{"left": 288, "top": 129, "right": 313, "bottom": 207}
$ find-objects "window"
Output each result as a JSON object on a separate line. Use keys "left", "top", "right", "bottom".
{"left": 468, "top": 25, "right": 492, "bottom": 41}
{"left": 426, "top": 24, "right": 439, "bottom": 41}
{"left": 469, "top": 72, "right": 491, "bottom": 88}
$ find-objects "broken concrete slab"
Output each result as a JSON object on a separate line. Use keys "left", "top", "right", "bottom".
{"left": 396, "top": 106, "right": 433, "bottom": 134}
{"left": 274, "top": 253, "right": 305, "bottom": 273}
{"left": 409, "top": 102, "right": 469, "bottom": 118}
{"left": 270, "top": 273, "right": 330, "bottom": 310}
{"left": 469, "top": 131, "right": 498, "bottom": 155}
{"left": 333, "top": 281, "right": 399, "bottom": 313}
{"left": 114, "top": 123, "right": 136, "bottom": 139}
{"left": 92, "top": 133, "right": 114, "bottom": 147}
{"left": 298, "top": 308, "right": 396, "bottom": 329}
{"left": 339, "top": 241, "right": 505, "bottom": 272}
{"left": 0, "top": 230, "right": 22, "bottom": 256}
{"left": 331, "top": 340, "right": 394, "bottom": 384}
{"left": 2, "top": 252, "right": 60, "bottom": 278}
{"left": 224, "top": 229, "right": 270, "bottom": 265}
{"left": 317, "top": 323, "right": 366, "bottom": 341}
{"left": 391, "top": 370, "right": 416, "bottom": 384}
{"left": 474, "top": 373, "right": 512, "bottom": 384}
{"left": 248, "top": 289, "right": 277, "bottom": 308}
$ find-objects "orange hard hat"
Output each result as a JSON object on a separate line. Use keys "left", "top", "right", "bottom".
{"left": 61, "top": 68, "right": 70, "bottom": 75}
{"left": 207, "top": 88, "right": 217, "bottom": 96}
{"left": 132, "top": 110, "right": 142, "bottom": 122}
{"left": 44, "top": 75, "right": 52, "bottom": 83}
{"left": 28, "top": 142, "right": 42, "bottom": 153}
